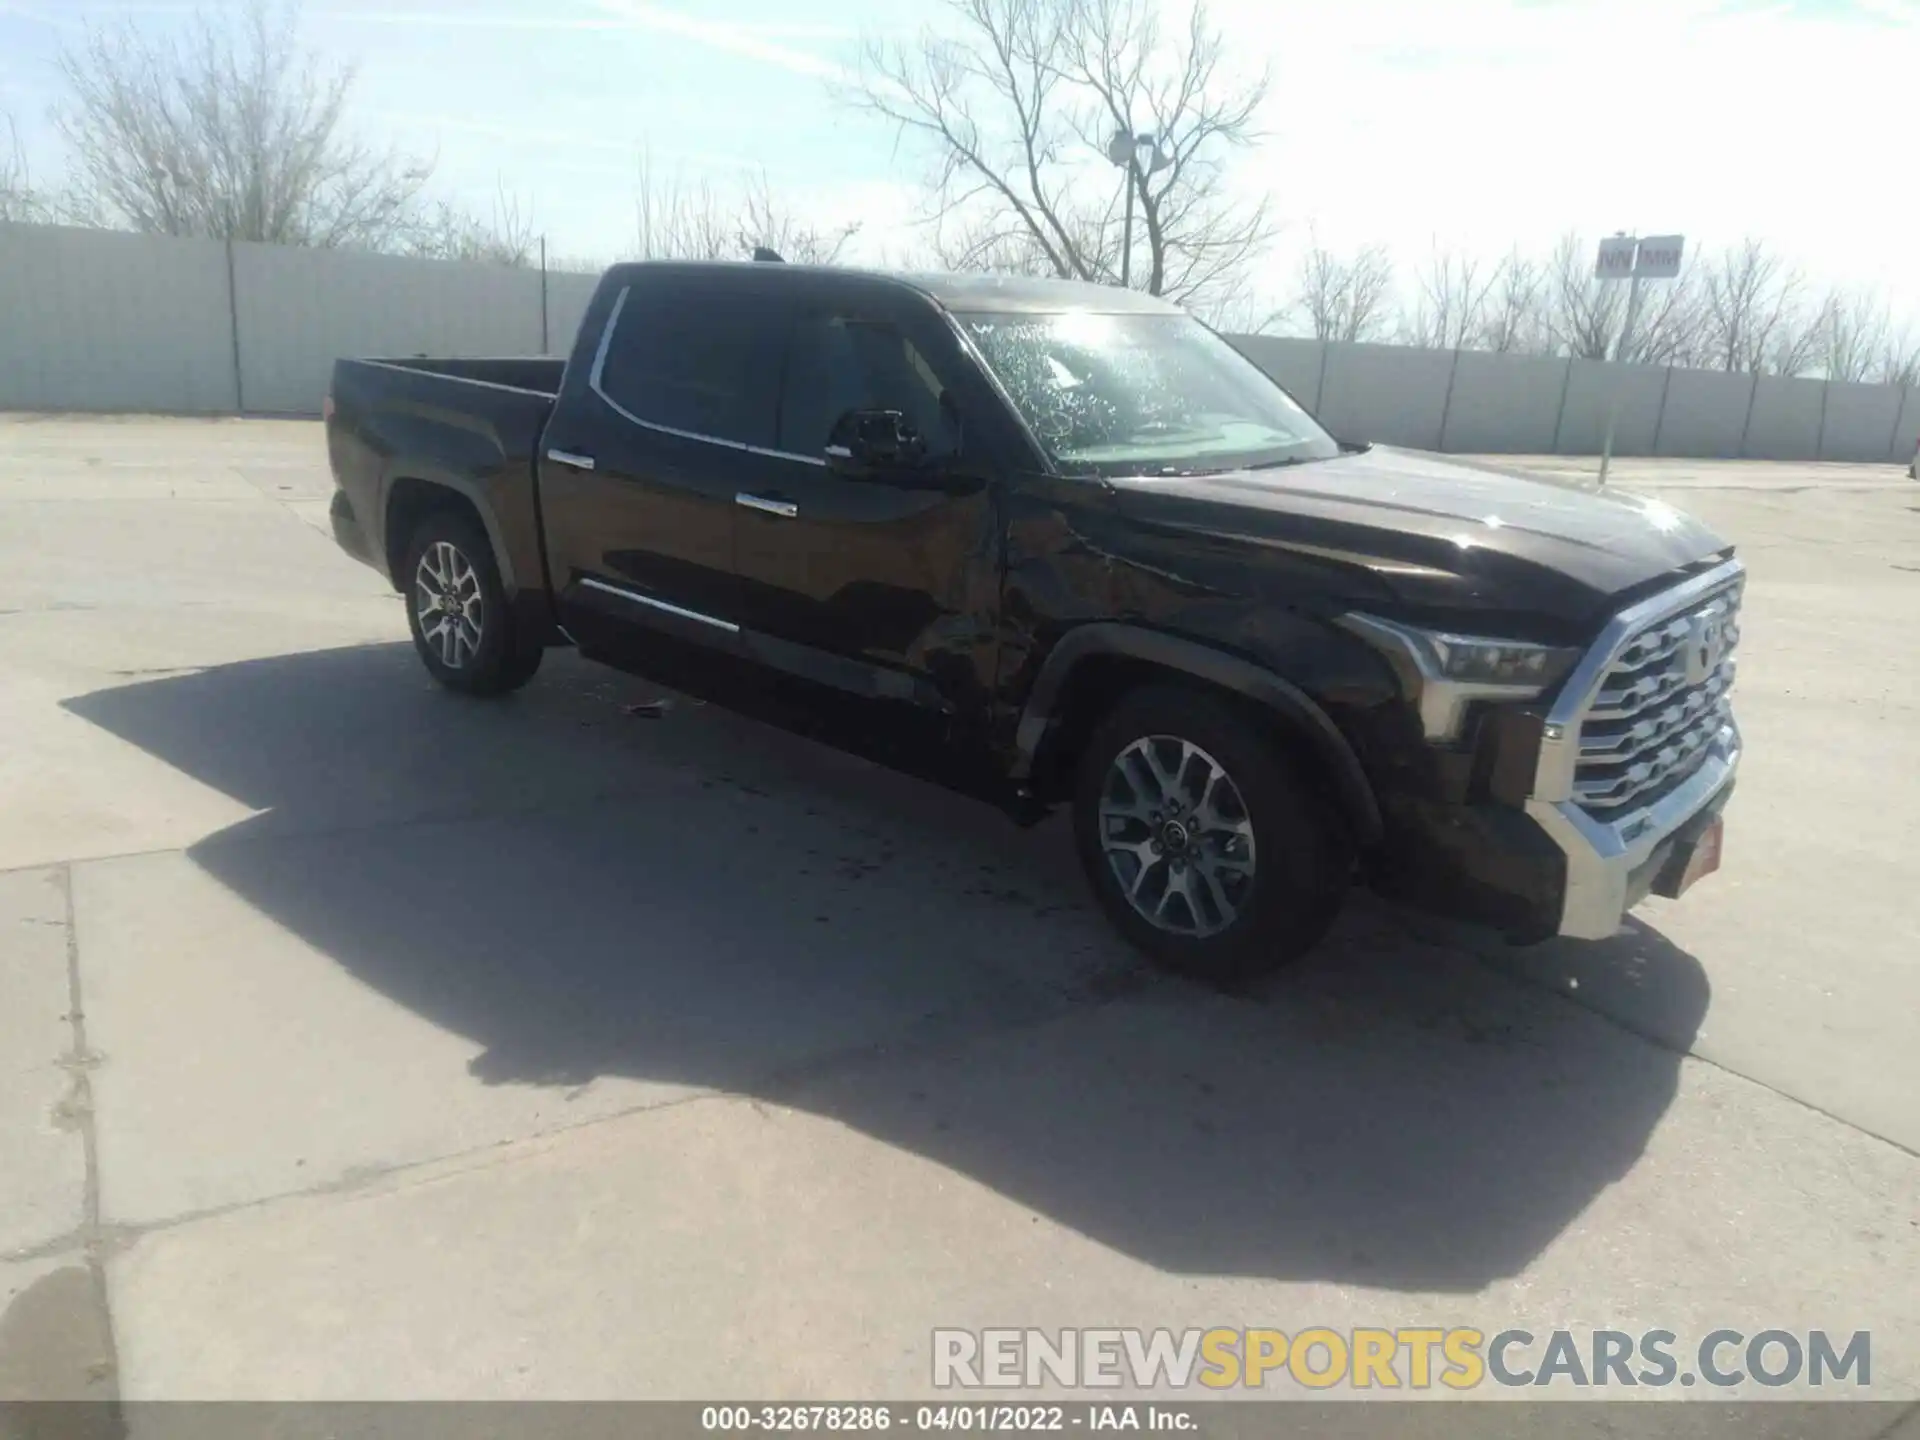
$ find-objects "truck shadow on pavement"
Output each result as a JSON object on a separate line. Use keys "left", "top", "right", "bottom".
{"left": 65, "top": 642, "right": 1713, "bottom": 1294}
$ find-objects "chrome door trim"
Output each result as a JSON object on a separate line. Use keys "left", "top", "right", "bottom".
{"left": 736, "top": 492, "right": 799, "bottom": 518}
{"left": 577, "top": 576, "right": 740, "bottom": 634}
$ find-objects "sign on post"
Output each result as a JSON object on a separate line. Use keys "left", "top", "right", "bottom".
{"left": 1596, "top": 235, "right": 1639, "bottom": 279}
{"left": 1592, "top": 231, "right": 1685, "bottom": 487}
{"left": 1596, "top": 234, "right": 1685, "bottom": 280}
{"left": 1633, "top": 235, "right": 1685, "bottom": 278}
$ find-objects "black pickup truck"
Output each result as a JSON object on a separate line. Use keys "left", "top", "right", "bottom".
{"left": 325, "top": 259, "right": 1742, "bottom": 982}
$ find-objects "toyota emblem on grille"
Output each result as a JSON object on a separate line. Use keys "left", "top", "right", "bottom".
{"left": 1684, "top": 611, "right": 1728, "bottom": 685}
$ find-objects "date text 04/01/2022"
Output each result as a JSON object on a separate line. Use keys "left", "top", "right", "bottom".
{"left": 700, "top": 1403, "right": 1199, "bottom": 1432}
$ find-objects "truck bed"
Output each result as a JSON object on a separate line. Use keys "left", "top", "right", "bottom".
{"left": 325, "top": 356, "right": 562, "bottom": 607}
{"left": 364, "top": 356, "right": 566, "bottom": 396}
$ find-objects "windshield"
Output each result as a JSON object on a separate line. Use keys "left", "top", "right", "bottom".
{"left": 958, "top": 310, "right": 1340, "bottom": 477}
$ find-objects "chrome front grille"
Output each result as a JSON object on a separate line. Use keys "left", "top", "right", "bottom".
{"left": 1573, "top": 580, "right": 1743, "bottom": 817}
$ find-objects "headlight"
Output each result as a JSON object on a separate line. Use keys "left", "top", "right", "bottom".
{"left": 1337, "top": 613, "right": 1580, "bottom": 742}
{"left": 1424, "top": 632, "right": 1577, "bottom": 688}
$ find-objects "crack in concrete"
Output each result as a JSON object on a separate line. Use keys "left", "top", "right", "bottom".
{"left": 0, "top": 868, "right": 122, "bottom": 1417}
{"left": 24, "top": 953, "right": 1161, "bottom": 1266}
{"left": 57, "top": 862, "right": 122, "bottom": 1412}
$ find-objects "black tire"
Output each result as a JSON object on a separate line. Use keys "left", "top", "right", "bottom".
{"left": 401, "top": 509, "right": 543, "bottom": 697}
{"left": 1072, "top": 684, "right": 1350, "bottom": 986}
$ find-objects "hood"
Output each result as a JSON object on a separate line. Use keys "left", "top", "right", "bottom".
{"left": 1102, "top": 445, "right": 1731, "bottom": 630}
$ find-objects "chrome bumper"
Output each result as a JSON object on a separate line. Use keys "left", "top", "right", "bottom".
{"left": 1524, "top": 557, "right": 1746, "bottom": 941}
{"left": 1526, "top": 720, "right": 1739, "bottom": 939}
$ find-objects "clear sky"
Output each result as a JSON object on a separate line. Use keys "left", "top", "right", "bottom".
{"left": 3, "top": 0, "right": 1915, "bottom": 327}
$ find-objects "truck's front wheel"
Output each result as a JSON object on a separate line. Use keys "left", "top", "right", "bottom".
{"left": 1073, "top": 685, "right": 1350, "bottom": 986}
{"left": 402, "top": 511, "right": 542, "bottom": 696}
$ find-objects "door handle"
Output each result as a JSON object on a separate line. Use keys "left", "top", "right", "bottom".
{"left": 736, "top": 492, "right": 798, "bottom": 518}
{"left": 547, "top": 449, "right": 596, "bottom": 471}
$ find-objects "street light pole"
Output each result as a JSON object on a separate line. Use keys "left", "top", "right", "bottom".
{"left": 1107, "top": 130, "right": 1137, "bottom": 289}
{"left": 1106, "top": 130, "right": 1169, "bottom": 292}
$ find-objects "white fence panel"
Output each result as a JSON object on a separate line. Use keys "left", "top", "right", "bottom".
{"left": 1556, "top": 359, "right": 1666, "bottom": 456}
{"left": 1229, "top": 335, "right": 1323, "bottom": 412}
{"left": 543, "top": 272, "right": 602, "bottom": 361}
{"left": 1817, "top": 380, "right": 1904, "bottom": 463}
{"left": 4, "top": 223, "right": 1919, "bottom": 461}
{"left": 1317, "top": 342, "right": 1454, "bottom": 450}
{"left": 1743, "top": 374, "right": 1826, "bottom": 461}
{"left": 1440, "top": 351, "right": 1568, "bottom": 454}
{"left": 1655, "top": 368, "right": 1753, "bottom": 458}
{"left": 233, "top": 244, "right": 546, "bottom": 415}
{"left": 0, "top": 223, "right": 237, "bottom": 413}
{"left": 1890, "top": 390, "right": 1920, "bottom": 466}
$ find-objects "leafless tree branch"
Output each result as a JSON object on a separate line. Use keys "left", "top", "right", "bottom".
{"left": 1284, "top": 233, "right": 1395, "bottom": 342}
{"left": 631, "top": 151, "right": 856, "bottom": 265}
{"left": 736, "top": 170, "right": 860, "bottom": 265}
{"left": 1813, "top": 288, "right": 1889, "bottom": 384}
{"left": 1, "top": 112, "right": 49, "bottom": 222}
{"left": 1695, "top": 239, "right": 1825, "bottom": 375}
{"left": 1060, "top": 0, "right": 1272, "bottom": 309}
{"left": 1399, "top": 244, "right": 1501, "bottom": 350}
{"left": 632, "top": 148, "right": 736, "bottom": 261}
{"left": 1534, "top": 233, "right": 1703, "bottom": 365}
{"left": 51, "top": 0, "right": 432, "bottom": 249}
{"left": 1475, "top": 251, "right": 1550, "bottom": 355}
{"left": 844, "top": 0, "right": 1270, "bottom": 308}
{"left": 404, "top": 179, "right": 537, "bottom": 266}
{"left": 1877, "top": 325, "right": 1920, "bottom": 389}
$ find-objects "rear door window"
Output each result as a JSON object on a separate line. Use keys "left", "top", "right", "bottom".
{"left": 595, "top": 283, "right": 786, "bottom": 449}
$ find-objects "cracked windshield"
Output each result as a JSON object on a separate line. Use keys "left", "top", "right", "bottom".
{"left": 962, "top": 311, "right": 1340, "bottom": 475}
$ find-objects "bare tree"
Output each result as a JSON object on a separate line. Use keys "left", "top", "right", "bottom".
{"left": 1537, "top": 233, "right": 1703, "bottom": 365}
{"left": 848, "top": 0, "right": 1272, "bottom": 308}
{"left": 1398, "top": 245, "right": 1501, "bottom": 349}
{"left": 406, "top": 182, "right": 537, "bottom": 266}
{"left": 1062, "top": 0, "right": 1271, "bottom": 306}
{"left": 928, "top": 198, "right": 1103, "bottom": 277}
{"left": 2, "top": 112, "right": 50, "bottom": 223}
{"left": 736, "top": 171, "right": 860, "bottom": 265}
{"left": 930, "top": 213, "right": 1062, "bottom": 275}
{"left": 1475, "top": 251, "right": 1551, "bottom": 355}
{"left": 1543, "top": 233, "right": 1624, "bottom": 360}
{"left": 632, "top": 150, "right": 736, "bottom": 261}
{"left": 1695, "top": 240, "right": 1822, "bottom": 374}
{"left": 1812, "top": 288, "right": 1891, "bottom": 384}
{"left": 1625, "top": 276, "right": 1704, "bottom": 367}
{"left": 1287, "top": 236, "right": 1395, "bottom": 342}
{"left": 1878, "top": 326, "right": 1920, "bottom": 389}
{"left": 631, "top": 152, "right": 856, "bottom": 266}
{"left": 53, "top": 0, "right": 431, "bottom": 248}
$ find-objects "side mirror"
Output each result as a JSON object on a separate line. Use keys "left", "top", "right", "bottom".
{"left": 825, "top": 409, "right": 927, "bottom": 476}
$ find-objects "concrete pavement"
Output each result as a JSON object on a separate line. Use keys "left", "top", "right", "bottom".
{"left": 1, "top": 416, "right": 1917, "bottom": 1409}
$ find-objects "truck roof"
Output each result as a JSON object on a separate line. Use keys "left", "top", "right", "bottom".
{"left": 601, "top": 259, "right": 1188, "bottom": 316}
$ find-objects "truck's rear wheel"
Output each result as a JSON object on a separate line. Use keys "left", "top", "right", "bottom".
{"left": 1073, "top": 685, "right": 1349, "bottom": 986}
{"left": 402, "top": 511, "right": 542, "bottom": 696}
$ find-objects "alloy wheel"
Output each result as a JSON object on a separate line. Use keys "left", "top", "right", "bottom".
{"left": 414, "top": 540, "right": 485, "bottom": 670}
{"left": 1097, "top": 735, "right": 1257, "bottom": 937}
